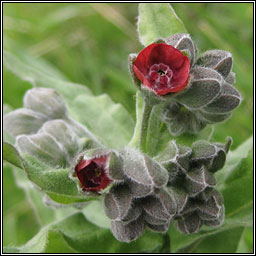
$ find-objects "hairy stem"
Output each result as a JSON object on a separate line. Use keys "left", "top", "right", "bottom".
{"left": 128, "top": 91, "right": 153, "bottom": 152}
{"left": 140, "top": 100, "right": 153, "bottom": 153}
{"left": 128, "top": 91, "right": 164, "bottom": 155}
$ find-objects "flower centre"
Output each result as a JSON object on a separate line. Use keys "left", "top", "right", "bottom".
{"left": 148, "top": 63, "right": 173, "bottom": 89}
{"left": 95, "top": 168, "right": 102, "bottom": 177}
{"left": 158, "top": 69, "right": 166, "bottom": 76}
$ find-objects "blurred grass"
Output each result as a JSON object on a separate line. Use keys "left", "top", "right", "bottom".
{"left": 3, "top": 3, "right": 253, "bottom": 251}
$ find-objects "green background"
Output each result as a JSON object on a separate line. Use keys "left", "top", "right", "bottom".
{"left": 3, "top": 3, "right": 253, "bottom": 253}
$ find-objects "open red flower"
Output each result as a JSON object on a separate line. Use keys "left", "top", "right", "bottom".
{"left": 75, "top": 156, "right": 112, "bottom": 192}
{"left": 133, "top": 43, "right": 190, "bottom": 95}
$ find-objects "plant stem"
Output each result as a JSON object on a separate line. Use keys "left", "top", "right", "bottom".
{"left": 140, "top": 100, "right": 153, "bottom": 153}
{"left": 128, "top": 91, "right": 164, "bottom": 156}
{"left": 160, "top": 233, "right": 171, "bottom": 253}
{"left": 128, "top": 92, "right": 144, "bottom": 149}
{"left": 128, "top": 91, "right": 153, "bottom": 152}
{"left": 144, "top": 104, "right": 164, "bottom": 156}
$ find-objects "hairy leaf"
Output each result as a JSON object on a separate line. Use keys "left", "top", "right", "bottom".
{"left": 138, "top": 3, "right": 186, "bottom": 46}
{"left": 4, "top": 213, "right": 164, "bottom": 253}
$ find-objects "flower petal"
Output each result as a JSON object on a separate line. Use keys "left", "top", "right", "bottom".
{"left": 166, "top": 33, "right": 197, "bottom": 65}
{"left": 147, "top": 43, "right": 187, "bottom": 69}
{"left": 133, "top": 43, "right": 157, "bottom": 75}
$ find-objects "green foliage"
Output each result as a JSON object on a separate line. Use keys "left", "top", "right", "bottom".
{"left": 3, "top": 2, "right": 253, "bottom": 253}
{"left": 3, "top": 142, "right": 24, "bottom": 169}
{"left": 4, "top": 212, "right": 165, "bottom": 253}
{"left": 71, "top": 94, "right": 135, "bottom": 149}
{"left": 138, "top": 3, "right": 187, "bottom": 45}
{"left": 4, "top": 51, "right": 135, "bottom": 149}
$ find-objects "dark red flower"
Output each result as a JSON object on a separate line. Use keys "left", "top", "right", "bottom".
{"left": 75, "top": 156, "right": 112, "bottom": 192}
{"left": 133, "top": 43, "right": 190, "bottom": 95}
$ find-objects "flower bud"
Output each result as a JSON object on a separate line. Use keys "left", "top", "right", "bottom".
{"left": 71, "top": 148, "right": 119, "bottom": 193}
{"left": 121, "top": 148, "right": 168, "bottom": 198}
{"left": 225, "top": 71, "right": 236, "bottom": 84}
{"left": 179, "top": 198, "right": 198, "bottom": 216}
{"left": 143, "top": 196, "right": 170, "bottom": 222}
{"left": 167, "top": 186, "right": 188, "bottom": 214}
{"left": 196, "top": 187, "right": 214, "bottom": 202}
{"left": 184, "top": 165, "right": 217, "bottom": 196}
{"left": 126, "top": 179, "right": 153, "bottom": 199}
{"left": 198, "top": 111, "right": 232, "bottom": 123}
{"left": 156, "top": 140, "right": 192, "bottom": 179}
{"left": 111, "top": 216, "right": 145, "bottom": 243}
{"left": 24, "top": 88, "right": 68, "bottom": 120}
{"left": 104, "top": 184, "right": 141, "bottom": 223}
{"left": 16, "top": 120, "right": 80, "bottom": 167}
{"left": 203, "top": 205, "right": 224, "bottom": 227}
{"left": 197, "top": 190, "right": 224, "bottom": 221}
{"left": 175, "top": 67, "right": 223, "bottom": 110}
{"left": 147, "top": 222, "right": 170, "bottom": 233}
{"left": 191, "top": 137, "right": 232, "bottom": 173}
{"left": 176, "top": 213, "right": 202, "bottom": 234}
{"left": 143, "top": 189, "right": 176, "bottom": 223}
{"left": 161, "top": 102, "right": 206, "bottom": 136}
{"left": 203, "top": 82, "right": 241, "bottom": 114}
{"left": 3, "top": 109, "right": 48, "bottom": 137}
{"left": 196, "top": 50, "right": 232, "bottom": 79}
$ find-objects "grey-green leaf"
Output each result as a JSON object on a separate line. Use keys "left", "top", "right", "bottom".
{"left": 16, "top": 153, "right": 95, "bottom": 204}
{"left": 138, "top": 3, "right": 186, "bottom": 46}
{"left": 3, "top": 50, "right": 92, "bottom": 102}
{"left": 3, "top": 142, "right": 24, "bottom": 169}
{"left": 71, "top": 94, "right": 135, "bottom": 149}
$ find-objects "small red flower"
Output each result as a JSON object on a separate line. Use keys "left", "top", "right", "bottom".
{"left": 133, "top": 43, "right": 190, "bottom": 95}
{"left": 75, "top": 156, "right": 112, "bottom": 192}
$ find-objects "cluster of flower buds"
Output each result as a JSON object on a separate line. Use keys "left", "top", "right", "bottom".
{"left": 71, "top": 136, "right": 231, "bottom": 242}
{"left": 156, "top": 137, "right": 231, "bottom": 234}
{"left": 3, "top": 88, "right": 100, "bottom": 169}
{"left": 129, "top": 34, "right": 242, "bottom": 135}
{"left": 71, "top": 147, "right": 175, "bottom": 242}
